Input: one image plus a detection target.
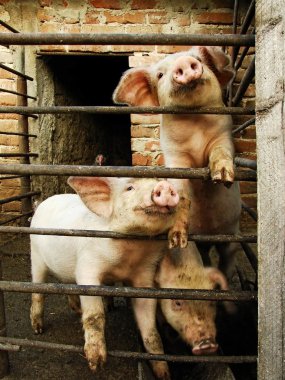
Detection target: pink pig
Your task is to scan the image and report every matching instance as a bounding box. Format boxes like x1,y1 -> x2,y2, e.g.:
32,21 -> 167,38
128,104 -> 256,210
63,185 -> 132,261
113,47 -> 241,278
30,177 -> 180,380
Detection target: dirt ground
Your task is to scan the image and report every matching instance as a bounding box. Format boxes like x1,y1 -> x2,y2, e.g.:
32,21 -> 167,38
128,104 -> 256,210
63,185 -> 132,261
0,236 -> 257,380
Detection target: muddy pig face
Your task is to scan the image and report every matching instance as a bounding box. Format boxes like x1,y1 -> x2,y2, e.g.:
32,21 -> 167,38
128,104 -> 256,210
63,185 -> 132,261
159,267 -> 229,355
68,177 -> 179,236
113,46 -> 234,108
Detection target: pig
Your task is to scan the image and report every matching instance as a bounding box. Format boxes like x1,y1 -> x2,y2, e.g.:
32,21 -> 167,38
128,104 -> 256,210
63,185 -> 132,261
30,176 -> 180,380
113,46 -> 241,279
155,244 -> 229,355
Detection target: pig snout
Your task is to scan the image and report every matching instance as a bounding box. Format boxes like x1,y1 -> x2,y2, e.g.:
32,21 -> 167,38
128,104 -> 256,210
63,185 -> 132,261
151,181 -> 179,208
173,56 -> 203,85
192,338 -> 218,356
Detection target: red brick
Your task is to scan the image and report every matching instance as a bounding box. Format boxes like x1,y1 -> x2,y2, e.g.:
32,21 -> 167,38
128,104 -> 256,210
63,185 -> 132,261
130,0 -> 157,10
39,22 -> 62,32
37,8 -> 55,22
234,138 -> 256,153
89,0 -> 121,9
0,114 -> 18,120
104,10 -> 145,24
239,181 -> 257,195
175,15 -> 191,27
144,139 -> 160,152
0,68 -> 16,80
84,10 -> 101,24
233,126 -> 256,140
241,194 -> 257,209
132,152 -> 151,166
193,11 -> 233,24
154,153 -> 165,166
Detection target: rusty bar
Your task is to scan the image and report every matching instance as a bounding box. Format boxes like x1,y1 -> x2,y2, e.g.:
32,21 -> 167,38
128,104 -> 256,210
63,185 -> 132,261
0,153 -> 38,158
0,20 -> 18,33
0,105 -> 255,115
0,131 -> 37,138
0,33 -> 255,47
0,175 -> 25,180
240,242 -> 258,273
232,0 -> 239,34
0,280 -> 257,301
234,157 -> 257,170
0,191 -> 40,206
232,56 -> 255,106
234,46 -> 250,71
242,201 -> 257,222
0,264 -> 9,377
0,164 -> 257,181
0,336 -> 257,363
0,212 -> 33,226
0,88 -> 36,100
232,117 -> 255,134
0,225 -> 257,243
228,0 -> 239,105
0,63 -> 33,81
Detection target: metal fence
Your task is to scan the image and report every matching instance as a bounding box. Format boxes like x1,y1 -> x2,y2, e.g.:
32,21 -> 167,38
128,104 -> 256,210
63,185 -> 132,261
0,1 -> 257,378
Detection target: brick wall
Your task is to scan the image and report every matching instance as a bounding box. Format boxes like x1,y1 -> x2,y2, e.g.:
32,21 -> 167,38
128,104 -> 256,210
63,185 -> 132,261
0,0 -> 255,231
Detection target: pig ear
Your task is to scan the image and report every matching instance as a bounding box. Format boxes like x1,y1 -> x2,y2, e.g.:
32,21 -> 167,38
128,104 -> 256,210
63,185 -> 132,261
205,268 -> 228,290
67,176 -> 113,218
199,46 -> 235,88
113,67 -> 159,106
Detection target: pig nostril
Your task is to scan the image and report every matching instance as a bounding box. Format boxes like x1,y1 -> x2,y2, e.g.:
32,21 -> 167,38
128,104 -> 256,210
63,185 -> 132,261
191,63 -> 197,71
156,191 -> 161,197
177,68 -> 183,76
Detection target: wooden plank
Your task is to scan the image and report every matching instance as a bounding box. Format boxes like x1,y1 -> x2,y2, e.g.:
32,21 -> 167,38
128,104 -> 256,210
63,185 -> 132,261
256,1 -> 285,379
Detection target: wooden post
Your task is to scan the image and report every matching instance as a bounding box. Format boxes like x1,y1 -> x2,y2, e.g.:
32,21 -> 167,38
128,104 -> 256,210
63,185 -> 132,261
16,76 -> 32,226
256,1 -> 285,379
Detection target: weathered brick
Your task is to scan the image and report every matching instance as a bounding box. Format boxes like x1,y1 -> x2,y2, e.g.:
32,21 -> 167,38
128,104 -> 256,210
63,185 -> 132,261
0,135 -> 19,146
154,153 -> 165,166
125,24 -> 163,34
241,194 -> 257,209
0,114 -> 18,120
175,15 -> 191,27
132,152 -> 152,166
233,126 -> 256,139
144,139 -> 161,152
0,178 -> 21,188
234,138 -> 256,153
0,119 -> 18,131
84,10 -> 101,24
130,0 -> 157,10
131,125 -> 159,138
104,10 -> 145,24
0,93 -> 16,106
147,11 -> 169,24
0,68 -> 16,80
193,11 -> 233,24
131,114 -> 160,124
37,8 -> 55,22
39,21 -> 62,32
156,45 -> 192,54
2,201 -> 21,212
89,0 -> 121,10
129,54 -> 164,67
239,181 -> 257,195
0,50 -> 13,64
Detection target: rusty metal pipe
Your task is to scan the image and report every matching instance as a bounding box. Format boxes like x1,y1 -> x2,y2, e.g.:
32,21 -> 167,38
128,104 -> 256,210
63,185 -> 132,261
0,131 -> 37,138
240,242 -> 258,273
0,212 -> 33,226
0,191 -> 40,206
0,20 -> 19,33
0,63 -> 33,81
235,157 -> 257,170
232,117 -> 255,135
0,226 -> 257,243
0,164 -> 257,181
0,105 -> 255,115
0,88 -> 36,100
242,201 -> 257,222
232,57 -> 255,106
0,280 -> 257,301
0,33 -> 255,46
0,153 -> 38,158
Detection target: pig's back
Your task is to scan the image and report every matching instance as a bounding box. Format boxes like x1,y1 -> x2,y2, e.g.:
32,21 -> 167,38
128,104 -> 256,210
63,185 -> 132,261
30,194 -> 104,283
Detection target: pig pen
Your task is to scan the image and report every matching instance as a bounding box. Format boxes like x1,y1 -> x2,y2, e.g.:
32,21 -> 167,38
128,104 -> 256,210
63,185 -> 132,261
0,4 -> 263,380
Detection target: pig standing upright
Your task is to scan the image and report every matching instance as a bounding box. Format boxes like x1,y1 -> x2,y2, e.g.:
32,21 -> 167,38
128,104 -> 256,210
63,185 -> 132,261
113,47 -> 241,278
30,176 -> 180,380
155,244 -> 230,355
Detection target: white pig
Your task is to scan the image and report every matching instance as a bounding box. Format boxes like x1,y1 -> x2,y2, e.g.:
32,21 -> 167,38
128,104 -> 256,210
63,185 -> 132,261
155,244 -> 229,355
113,47 -> 241,278
30,176 -> 180,380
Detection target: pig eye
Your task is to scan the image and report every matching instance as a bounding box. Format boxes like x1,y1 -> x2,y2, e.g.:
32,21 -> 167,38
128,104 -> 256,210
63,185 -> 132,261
157,72 -> 164,80
126,185 -> 134,191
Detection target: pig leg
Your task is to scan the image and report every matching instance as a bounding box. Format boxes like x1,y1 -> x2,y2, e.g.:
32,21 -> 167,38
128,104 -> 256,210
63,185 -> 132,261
209,145 -> 235,186
30,252 -> 48,334
216,242 -> 239,280
132,276 -> 170,380
77,272 -> 106,372
167,178 -> 191,249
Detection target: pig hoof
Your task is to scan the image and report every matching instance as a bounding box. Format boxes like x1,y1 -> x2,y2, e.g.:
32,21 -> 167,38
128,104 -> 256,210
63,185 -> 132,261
212,168 -> 234,186
168,230 -> 188,249
85,342 -> 107,372
32,323 -> 43,335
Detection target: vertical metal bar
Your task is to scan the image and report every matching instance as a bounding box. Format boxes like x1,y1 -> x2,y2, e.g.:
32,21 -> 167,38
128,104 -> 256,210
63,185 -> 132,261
228,0 -> 239,106
0,260 -> 9,378
16,77 -> 32,226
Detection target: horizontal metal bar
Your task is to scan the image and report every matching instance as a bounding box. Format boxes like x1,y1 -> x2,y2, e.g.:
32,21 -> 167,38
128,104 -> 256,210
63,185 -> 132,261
232,118 -> 255,135
0,191 -> 40,205
0,164 -> 257,181
235,157 -> 257,170
0,153 -> 38,158
0,63 -> 33,81
242,201 -> 257,222
0,336 -> 257,363
0,131 -> 37,138
0,105 -> 255,115
0,226 -> 257,243
0,211 -> 33,226
0,33 -> 255,47
0,280 -> 257,301
0,175 -> 26,180
0,20 -> 19,33
232,57 -> 255,106
0,87 -> 36,100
